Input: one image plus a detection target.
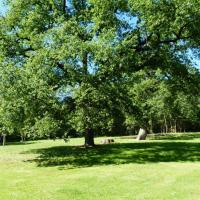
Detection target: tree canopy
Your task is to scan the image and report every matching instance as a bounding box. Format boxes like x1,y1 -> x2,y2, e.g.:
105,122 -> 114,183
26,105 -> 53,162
0,0 -> 200,145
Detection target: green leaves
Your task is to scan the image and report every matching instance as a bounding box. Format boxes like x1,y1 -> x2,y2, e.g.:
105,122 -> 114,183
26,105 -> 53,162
31,114 -> 61,138
0,0 -> 200,138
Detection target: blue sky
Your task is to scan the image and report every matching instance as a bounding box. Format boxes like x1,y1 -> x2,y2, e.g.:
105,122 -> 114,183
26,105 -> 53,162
0,0 -> 7,15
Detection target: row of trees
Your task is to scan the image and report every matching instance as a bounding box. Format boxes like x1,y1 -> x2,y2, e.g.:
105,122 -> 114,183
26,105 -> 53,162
0,0 -> 200,146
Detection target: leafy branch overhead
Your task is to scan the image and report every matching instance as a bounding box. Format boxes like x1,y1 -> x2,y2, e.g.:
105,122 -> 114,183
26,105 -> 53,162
0,0 -> 200,144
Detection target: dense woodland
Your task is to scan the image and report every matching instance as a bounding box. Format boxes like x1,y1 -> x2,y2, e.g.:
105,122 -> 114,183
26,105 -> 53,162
0,0 -> 200,145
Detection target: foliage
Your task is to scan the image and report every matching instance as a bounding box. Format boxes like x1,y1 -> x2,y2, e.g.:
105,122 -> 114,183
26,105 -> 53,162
127,67 -> 200,133
31,114 -> 61,139
0,0 -> 200,141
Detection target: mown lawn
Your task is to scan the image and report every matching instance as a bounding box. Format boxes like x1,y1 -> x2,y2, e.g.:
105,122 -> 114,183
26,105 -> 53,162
1,133 -> 200,200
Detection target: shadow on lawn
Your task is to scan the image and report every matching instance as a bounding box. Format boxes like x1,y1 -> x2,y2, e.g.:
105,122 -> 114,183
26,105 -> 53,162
24,141 -> 200,169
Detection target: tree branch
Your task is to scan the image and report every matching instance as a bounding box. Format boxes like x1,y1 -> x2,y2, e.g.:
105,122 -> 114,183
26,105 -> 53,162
133,22 -> 192,52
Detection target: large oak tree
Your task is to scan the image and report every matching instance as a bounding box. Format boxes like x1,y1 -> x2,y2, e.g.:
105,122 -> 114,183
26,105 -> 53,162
0,0 -> 200,145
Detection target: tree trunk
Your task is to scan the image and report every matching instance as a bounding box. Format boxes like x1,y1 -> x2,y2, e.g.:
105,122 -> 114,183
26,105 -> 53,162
85,128 -> 95,147
136,128 -> 147,140
164,116 -> 168,133
174,119 -> 177,133
2,134 -> 6,146
149,118 -> 153,134
21,134 -> 26,142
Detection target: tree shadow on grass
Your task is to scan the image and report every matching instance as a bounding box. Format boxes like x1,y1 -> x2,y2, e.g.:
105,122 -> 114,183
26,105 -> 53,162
23,141 -> 200,169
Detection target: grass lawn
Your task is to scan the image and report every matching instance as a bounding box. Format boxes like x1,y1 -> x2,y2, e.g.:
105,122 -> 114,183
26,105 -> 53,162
1,133 -> 200,200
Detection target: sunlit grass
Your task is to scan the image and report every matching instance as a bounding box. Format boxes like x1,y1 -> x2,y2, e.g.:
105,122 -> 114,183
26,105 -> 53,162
1,133 -> 200,200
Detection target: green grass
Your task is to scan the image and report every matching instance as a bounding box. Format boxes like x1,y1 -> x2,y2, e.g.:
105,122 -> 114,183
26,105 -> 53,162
1,133 -> 200,200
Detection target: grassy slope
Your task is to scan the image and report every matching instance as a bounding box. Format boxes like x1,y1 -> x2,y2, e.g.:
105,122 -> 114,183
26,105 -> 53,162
1,134 -> 200,200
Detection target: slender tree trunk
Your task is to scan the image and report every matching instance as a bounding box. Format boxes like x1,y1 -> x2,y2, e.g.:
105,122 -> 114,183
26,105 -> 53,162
164,115 -> 168,133
149,118 -> 153,134
178,120 -> 182,133
170,120 -> 173,133
174,119 -> 177,133
2,134 -> 6,146
21,134 -> 26,142
136,128 -> 148,140
85,128 -> 95,147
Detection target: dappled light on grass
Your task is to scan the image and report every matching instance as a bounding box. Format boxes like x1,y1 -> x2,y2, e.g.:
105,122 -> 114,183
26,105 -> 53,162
23,141 -> 200,169
2,137 -> 200,200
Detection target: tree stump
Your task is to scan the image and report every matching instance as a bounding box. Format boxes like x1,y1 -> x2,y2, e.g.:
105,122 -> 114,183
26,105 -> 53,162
136,128 -> 147,140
